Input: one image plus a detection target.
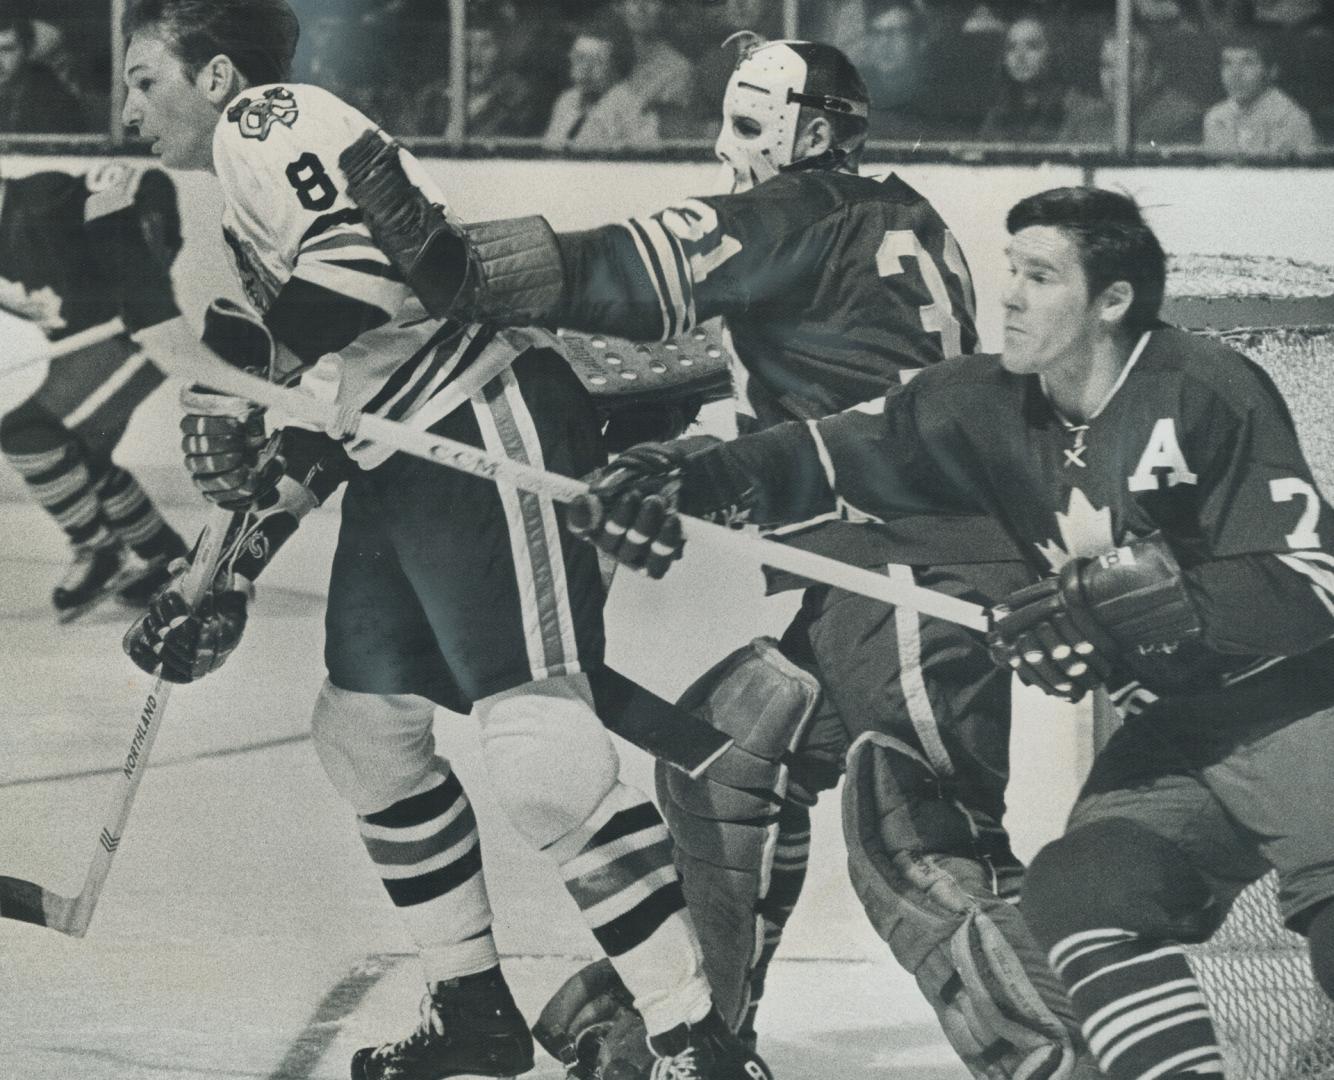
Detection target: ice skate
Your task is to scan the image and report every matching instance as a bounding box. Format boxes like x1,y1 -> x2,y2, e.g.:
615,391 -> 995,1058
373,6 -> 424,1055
643,1009 -> 773,1080
52,542 -> 128,622
351,968 -> 534,1080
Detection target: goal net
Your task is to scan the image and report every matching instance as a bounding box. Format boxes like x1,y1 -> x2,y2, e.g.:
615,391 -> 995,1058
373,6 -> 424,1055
1142,254 -> 1334,1080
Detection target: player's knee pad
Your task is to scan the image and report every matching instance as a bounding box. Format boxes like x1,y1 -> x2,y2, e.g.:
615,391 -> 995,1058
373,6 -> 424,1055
473,672 -> 620,850
653,638 -> 821,1030
1022,819 -> 1219,953
844,730 -> 1083,1080
310,679 -> 440,814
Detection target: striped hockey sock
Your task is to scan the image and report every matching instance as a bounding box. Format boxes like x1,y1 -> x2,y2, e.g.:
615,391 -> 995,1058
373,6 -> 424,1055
547,783 -> 711,1036
358,764 -> 499,984
95,465 -> 181,559
1050,928 -> 1224,1079
741,802 -> 812,1043
4,443 -> 114,549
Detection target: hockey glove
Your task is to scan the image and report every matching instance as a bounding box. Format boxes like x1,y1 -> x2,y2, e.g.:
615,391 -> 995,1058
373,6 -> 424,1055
532,959 -> 639,1080
987,535 -> 1202,702
123,560 -> 252,684
179,300 -> 285,511
566,437 -> 755,579
339,131 -> 564,322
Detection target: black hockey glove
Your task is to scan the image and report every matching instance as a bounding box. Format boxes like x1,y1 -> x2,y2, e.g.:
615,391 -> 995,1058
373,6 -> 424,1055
179,300 -> 285,511
123,560 -> 252,684
987,535 -> 1203,702
566,437 -> 754,579
339,131 -> 563,323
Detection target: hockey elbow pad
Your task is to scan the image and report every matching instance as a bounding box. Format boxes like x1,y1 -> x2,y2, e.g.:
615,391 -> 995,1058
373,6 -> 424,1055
989,535 -> 1202,701
339,131 -> 565,323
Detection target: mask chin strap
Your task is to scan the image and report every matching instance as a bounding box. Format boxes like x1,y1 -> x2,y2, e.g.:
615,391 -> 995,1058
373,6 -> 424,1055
779,86 -> 866,175
781,147 -> 849,174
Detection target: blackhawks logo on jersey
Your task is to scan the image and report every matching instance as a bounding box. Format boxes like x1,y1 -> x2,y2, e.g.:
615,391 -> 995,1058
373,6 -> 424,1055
227,87 -> 299,141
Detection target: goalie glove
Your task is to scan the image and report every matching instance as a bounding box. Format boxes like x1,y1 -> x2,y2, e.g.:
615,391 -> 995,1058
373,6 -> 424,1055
179,300 -> 285,511
987,534 -> 1203,702
338,131 -> 564,323
566,436 -> 755,579
123,560 -> 252,684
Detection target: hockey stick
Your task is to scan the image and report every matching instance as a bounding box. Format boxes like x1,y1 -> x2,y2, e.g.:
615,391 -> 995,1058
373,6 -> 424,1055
0,503 -> 236,936
135,319 -> 990,632
1,317 -> 128,378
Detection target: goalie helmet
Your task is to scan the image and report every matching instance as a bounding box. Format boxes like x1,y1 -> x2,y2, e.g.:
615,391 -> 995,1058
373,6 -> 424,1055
715,36 -> 870,193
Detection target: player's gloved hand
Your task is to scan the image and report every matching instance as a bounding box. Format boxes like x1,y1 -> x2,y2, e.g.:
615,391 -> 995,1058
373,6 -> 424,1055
567,443 -> 687,579
987,535 -> 1202,702
567,436 -> 756,579
179,386 -> 284,511
180,298 -> 286,511
123,561 -> 253,684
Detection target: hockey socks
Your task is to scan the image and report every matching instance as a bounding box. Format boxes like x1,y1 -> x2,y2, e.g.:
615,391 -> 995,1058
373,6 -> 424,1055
545,783 -> 712,1036
357,764 -> 500,984
1050,928 -> 1224,1078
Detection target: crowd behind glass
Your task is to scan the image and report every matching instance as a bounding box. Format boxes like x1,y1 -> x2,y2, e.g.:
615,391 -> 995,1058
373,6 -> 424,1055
1,0 -> 1330,155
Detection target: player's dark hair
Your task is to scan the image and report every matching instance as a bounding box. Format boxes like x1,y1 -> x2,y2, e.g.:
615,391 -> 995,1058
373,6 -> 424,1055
787,41 -> 870,165
1007,186 -> 1166,333
0,13 -> 35,54
123,0 -> 300,86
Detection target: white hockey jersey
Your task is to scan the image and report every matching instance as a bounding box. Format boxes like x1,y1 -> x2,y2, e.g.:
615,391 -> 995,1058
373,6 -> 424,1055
211,82 -> 552,467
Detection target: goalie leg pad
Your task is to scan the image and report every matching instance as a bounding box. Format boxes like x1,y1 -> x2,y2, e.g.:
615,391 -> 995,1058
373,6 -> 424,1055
843,730 -> 1083,1080
654,638 -> 820,1030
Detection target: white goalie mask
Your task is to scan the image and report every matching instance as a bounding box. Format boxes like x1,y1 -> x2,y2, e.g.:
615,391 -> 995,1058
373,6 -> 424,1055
714,36 -> 870,193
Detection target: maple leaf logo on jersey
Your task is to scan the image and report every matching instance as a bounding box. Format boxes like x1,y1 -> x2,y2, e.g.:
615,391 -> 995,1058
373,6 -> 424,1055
227,87 -> 299,141
1036,487 -> 1115,571
0,276 -> 66,333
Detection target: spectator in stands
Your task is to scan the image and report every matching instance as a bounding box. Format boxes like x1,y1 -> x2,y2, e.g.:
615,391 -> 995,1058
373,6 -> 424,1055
1203,29 -> 1316,155
978,13 -> 1071,141
674,0 -> 784,138
0,11 -> 85,132
401,15 -> 546,137
1133,0 -> 1223,106
543,15 -> 658,151
861,0 -> 943,140
617,0 -> 693,133
1057,26 -> 1204,144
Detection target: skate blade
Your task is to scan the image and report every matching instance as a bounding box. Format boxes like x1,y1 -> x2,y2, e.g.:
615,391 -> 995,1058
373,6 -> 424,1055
54,563 -> 156,623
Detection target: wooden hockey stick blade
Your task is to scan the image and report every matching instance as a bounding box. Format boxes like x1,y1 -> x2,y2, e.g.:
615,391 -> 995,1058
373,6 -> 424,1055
135,319 -> 989,632
0,504 -> 234,936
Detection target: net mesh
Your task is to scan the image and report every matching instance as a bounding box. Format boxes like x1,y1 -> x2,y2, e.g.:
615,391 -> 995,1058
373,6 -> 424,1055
1158,254 -> 1334,1080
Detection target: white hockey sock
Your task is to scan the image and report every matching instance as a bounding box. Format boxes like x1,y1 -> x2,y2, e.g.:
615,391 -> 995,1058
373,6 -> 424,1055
546,782 -> 712,1036
357,763 -> 499,985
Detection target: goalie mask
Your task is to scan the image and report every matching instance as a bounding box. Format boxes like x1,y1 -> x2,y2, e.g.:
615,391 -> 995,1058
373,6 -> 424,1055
715,36 -> 870,193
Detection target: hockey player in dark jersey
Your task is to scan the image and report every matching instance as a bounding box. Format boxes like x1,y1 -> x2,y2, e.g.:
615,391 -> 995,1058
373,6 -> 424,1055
566,185 -> 1334,1080
0,162 -> 187,619
115,4 -> 770,1080
342,35 -> 1095,1080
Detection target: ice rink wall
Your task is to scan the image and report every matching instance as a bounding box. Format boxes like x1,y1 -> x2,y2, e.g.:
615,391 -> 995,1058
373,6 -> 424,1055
1,154 -> 1332,504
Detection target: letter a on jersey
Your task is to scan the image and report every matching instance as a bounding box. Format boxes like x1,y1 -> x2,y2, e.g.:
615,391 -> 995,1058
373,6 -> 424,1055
1128,418 -> 1198,492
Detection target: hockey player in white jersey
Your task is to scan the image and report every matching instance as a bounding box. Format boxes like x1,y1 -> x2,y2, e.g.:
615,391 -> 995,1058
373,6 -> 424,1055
117,3 -> 770,1079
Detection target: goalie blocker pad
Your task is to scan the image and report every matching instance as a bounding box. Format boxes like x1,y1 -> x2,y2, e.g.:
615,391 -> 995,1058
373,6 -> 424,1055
654,638 -> 820,1030
843,731 -> 1090,1080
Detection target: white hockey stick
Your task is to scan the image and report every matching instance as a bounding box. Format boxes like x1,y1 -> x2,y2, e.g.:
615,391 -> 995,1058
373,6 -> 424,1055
134,319 -> 990,632
1,317 -> 129,378
0,503 -> 236,936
